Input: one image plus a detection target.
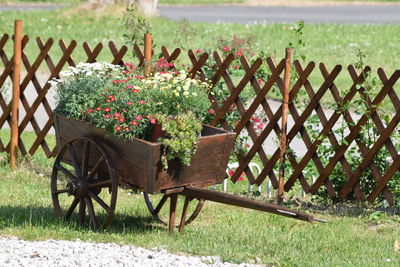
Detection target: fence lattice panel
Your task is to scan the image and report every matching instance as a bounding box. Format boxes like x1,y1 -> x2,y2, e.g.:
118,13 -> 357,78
1,33 -> 399,204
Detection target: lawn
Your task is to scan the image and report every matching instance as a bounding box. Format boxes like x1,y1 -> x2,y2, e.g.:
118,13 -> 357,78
0,4 -> 400,265
0,132 -> 399,266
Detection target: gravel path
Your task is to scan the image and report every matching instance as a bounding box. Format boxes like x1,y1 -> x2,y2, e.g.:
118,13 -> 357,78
0,236 -> 262,267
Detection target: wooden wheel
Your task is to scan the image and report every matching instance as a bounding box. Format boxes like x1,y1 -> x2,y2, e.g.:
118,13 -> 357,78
143,192 -> 205,232
51,137 -> 117,231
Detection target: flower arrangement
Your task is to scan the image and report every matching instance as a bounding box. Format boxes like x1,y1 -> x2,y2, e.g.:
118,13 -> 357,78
52,61 -> 212,167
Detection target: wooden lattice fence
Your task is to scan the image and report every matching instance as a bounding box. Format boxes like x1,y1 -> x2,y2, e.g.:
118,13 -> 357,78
1,30 -> 399,205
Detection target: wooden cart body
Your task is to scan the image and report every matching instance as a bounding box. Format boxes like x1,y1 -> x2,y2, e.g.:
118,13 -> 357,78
51,115 -> 323,232
54,115 -> 236,194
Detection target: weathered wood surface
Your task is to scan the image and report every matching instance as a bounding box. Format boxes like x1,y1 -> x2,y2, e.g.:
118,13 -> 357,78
54,115 -> 236,194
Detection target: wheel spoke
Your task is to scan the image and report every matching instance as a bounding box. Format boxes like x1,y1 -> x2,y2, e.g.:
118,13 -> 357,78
54,188 -> 69,195
88,191 -> 111,213
67,144 -> 82,178
81,140 -> 90,178
64,197 -> 80,221
89,180 -> 111,189
86,155 -> 105,182
85,197 -> 98,230
79,199 -> 86,225
185,199 -> 205,225
154,195 -> 168,215
55,163 -> 78,183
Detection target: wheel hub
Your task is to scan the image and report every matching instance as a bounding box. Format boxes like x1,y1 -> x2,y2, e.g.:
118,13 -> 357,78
66,180 -> 90,197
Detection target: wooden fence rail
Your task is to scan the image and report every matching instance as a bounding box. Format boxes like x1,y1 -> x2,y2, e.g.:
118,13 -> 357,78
0,31 -> 399,205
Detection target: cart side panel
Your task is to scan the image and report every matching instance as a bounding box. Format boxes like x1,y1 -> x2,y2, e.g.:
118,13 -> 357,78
54,115 -> 161,192
156,128 -> 236,191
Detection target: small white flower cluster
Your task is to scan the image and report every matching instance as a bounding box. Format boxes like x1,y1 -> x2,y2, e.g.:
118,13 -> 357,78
49,62 -> 122,87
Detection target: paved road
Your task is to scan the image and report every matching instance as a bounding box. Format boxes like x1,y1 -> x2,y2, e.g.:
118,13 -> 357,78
159,4 -> 400,24
0,4 -> 64,12
2,3 -> 400,24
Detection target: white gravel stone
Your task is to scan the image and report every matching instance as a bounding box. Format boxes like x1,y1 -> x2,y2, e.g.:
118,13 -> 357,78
0,236 -> 262,267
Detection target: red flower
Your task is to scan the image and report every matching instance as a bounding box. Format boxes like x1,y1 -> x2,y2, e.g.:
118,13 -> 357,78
131,121 -> 138,126
96,107 -> 102,111
104,107 -> 111,112
112,80 -> 120,84
124,62 -> 134,70
127,85 -> 134,89
104,114 -> 111,119
113,113 -> 121,117
234,65 -> 239,69
236,52 -> 242,57
150,118 -> 157,124
208,109 -> 215,115
124,127 -> 130,132
132,89 -> 139,93
196,49 -> 201,54
222,46 -> 229,52
135,75 -> 144,79
251,116 -> 261,123
115,125 -> 123,131
118,117 -> 125,122
87,108 -> 94,113
257,123 -> 264,130
228,170 -> 234,176
126,101 -> 133,106
237,176 -> 245,182
121,79 -> 127,83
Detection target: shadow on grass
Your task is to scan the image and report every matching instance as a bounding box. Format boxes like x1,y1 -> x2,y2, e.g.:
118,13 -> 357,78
0,204 -> 164,234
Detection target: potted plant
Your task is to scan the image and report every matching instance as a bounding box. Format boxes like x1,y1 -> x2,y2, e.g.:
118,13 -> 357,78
52,61 -> 219,168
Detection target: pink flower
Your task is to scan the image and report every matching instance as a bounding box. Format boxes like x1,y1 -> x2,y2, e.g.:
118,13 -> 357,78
251,116 -> 261,123
208,109 -> 215,115
125,62 -> 134,70
236,52 -> 242,57
118,117 -> 125,122
257,123 -> 264,130
126,101 -> 133,106
113,113 -> 121,117
237,176 -> 245,182
96,107 -> 102,111
104,114 -> 111,119
136,115 -> 143,120
115,125 -> 123,131
104,107 -> 111,112
127,85 -> 134,89
149,118 -> 157,124
139,100 -> 146,104
121,79 -> 127,83
112,80 -> 120,84
228,170 -> 234,176
132,89 -> 139,93
222,46 -> 229,52
135,75 -> 144,79
131,121 -> 138,126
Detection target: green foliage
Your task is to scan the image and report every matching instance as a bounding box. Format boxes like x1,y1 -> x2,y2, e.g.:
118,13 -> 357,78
158,111 -> 202,167
122,5 -> 151,47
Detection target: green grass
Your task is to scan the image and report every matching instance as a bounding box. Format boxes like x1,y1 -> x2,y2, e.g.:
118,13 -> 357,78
0,131 -> 399,266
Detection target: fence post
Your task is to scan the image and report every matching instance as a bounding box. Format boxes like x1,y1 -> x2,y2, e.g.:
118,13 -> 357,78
10,20 -> 22,170
144,33 -> 152,77
278,48 -> 292,203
